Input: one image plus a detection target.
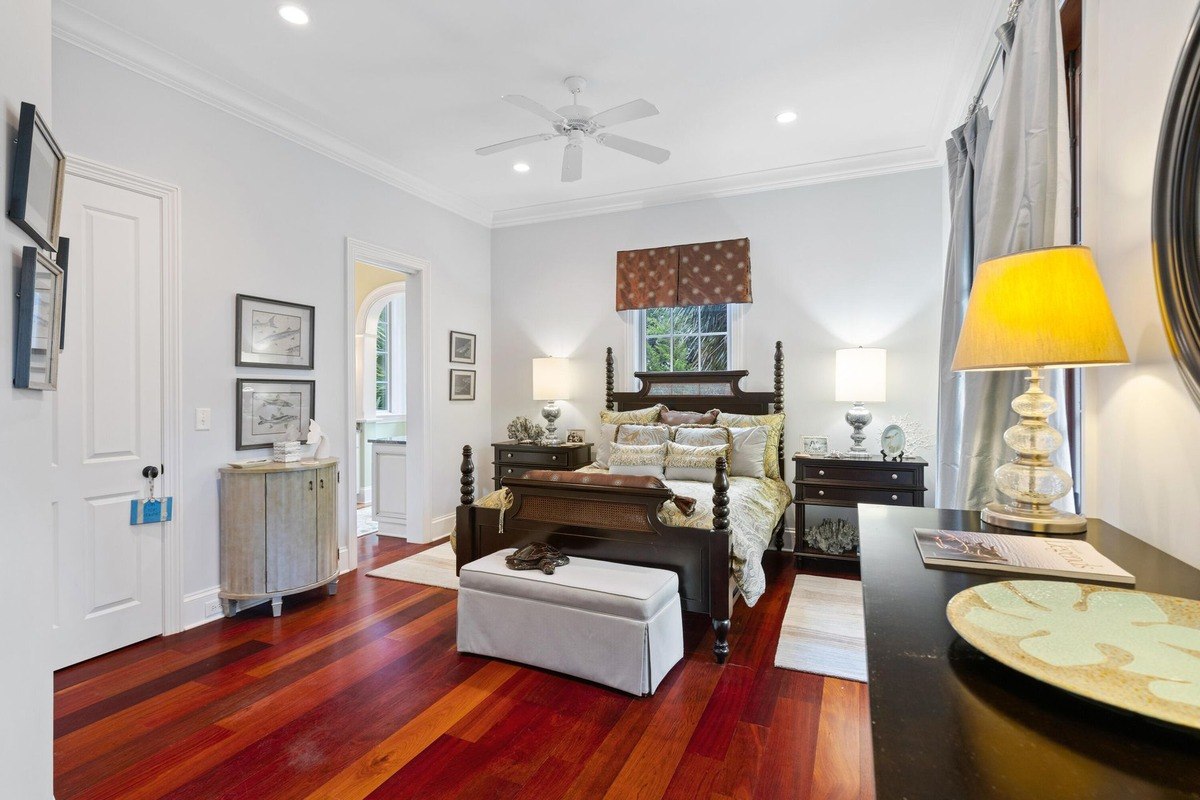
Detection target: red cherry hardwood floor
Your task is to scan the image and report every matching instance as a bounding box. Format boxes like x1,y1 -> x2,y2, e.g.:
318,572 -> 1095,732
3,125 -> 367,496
54,534 -> 873,800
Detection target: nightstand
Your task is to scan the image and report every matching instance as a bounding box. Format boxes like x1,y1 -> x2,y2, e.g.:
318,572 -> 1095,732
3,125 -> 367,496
792,454 -> 927,567
493,442 -> 594,490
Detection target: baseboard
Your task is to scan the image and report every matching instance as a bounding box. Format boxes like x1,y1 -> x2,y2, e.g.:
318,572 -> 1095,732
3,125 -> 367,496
432,512 -> 456,538
339,545 -> 351,574
182,585 -> 223,630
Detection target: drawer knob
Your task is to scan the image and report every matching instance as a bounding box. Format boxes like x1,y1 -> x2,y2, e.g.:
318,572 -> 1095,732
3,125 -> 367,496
891,494 -> 899,501
506,452 -> 513,458
817,490 -> 825,497
892,473 -> 899,480
506,468 -> 512,474
552,455 -> 558,461
818,469 -> 825,476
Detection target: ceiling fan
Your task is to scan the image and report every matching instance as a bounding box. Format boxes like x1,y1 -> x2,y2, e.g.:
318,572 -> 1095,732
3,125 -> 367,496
475,75 -> 670,182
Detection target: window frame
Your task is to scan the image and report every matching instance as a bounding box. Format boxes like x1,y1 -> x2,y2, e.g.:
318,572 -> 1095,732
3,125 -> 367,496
625,303 -> 745,385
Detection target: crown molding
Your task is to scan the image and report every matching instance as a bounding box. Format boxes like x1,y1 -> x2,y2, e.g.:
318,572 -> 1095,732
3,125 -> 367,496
52,2 -> 493,227
490,146 -> 939,228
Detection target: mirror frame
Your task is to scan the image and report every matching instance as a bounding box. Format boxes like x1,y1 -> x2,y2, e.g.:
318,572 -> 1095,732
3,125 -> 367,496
1154,7 -> 1200,407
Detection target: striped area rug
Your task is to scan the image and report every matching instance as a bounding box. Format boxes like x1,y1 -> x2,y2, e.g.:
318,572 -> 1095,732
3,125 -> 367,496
366,542 -> 459,590
774,574 -> 867,682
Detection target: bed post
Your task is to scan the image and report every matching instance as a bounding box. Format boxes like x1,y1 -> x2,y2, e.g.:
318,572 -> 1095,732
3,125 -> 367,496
711,456 -> 732,664
455,446 -> 476,574
605,347 -> 615,410
460,445 -> 475,505
773,341 -> 786,550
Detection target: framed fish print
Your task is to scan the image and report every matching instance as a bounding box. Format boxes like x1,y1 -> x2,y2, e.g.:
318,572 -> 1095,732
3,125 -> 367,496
449,369 -> 476,401
236,378 -> 315,450
8,102 -> 65,253
13,247 -> 64,390
449,330 -> 476,364
235,294 -> 315,369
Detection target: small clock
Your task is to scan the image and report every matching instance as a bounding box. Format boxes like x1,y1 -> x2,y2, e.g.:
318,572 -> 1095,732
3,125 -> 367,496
880,424 -> 906,461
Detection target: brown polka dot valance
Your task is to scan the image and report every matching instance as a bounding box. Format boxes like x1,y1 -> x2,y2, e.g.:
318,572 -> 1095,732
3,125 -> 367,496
615,238 -> 752,311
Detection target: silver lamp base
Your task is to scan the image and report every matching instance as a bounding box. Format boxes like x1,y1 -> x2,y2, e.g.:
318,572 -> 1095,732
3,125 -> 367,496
981,501 -> 1088,535
540,400 -> 562,444
843,401 -> 872,459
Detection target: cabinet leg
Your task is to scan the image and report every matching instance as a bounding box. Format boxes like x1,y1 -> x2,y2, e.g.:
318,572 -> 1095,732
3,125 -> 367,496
221,599 -> 238,618
271,596 -> 283,617
327,578 -> 339,596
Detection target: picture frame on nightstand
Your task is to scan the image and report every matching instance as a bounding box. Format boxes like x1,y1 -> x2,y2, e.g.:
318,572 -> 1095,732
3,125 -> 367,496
801,435 -> 829,456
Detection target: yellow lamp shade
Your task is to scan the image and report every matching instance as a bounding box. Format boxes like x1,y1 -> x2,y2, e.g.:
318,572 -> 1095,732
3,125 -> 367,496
951,245 -> 1129,371
532,357 -> 571,400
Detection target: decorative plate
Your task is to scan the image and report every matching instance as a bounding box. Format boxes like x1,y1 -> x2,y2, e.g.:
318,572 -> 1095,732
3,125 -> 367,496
947,580 -> 1200,730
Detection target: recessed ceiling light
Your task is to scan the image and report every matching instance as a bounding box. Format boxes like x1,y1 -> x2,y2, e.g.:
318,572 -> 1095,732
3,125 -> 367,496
776,110 -> 798,125
512,162 -> 531,173
278,5 -> 309,25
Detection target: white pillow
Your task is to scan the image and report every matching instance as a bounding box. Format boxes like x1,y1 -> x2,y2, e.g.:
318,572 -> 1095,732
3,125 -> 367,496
672,424 -> 731,453
664,441 -> 726,482
727,425 -> 768,479
609,443 -> 667,477
593,422 -> 619,468
616,423 -> 671,446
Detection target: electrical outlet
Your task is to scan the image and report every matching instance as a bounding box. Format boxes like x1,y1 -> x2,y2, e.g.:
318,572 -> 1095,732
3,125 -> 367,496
195,407 -> 211,431
204,599 -> 221,618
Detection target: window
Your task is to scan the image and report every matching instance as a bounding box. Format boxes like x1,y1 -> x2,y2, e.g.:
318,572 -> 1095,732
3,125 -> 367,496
375,304 -> 390,412
365,294 -> 404,418
643,304 -> 730,372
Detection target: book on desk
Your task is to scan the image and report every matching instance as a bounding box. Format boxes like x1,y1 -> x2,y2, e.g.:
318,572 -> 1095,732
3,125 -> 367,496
914,528 -> 1135,585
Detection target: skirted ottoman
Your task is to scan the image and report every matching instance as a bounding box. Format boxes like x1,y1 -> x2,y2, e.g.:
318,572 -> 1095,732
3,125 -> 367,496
457,549 -> 684,696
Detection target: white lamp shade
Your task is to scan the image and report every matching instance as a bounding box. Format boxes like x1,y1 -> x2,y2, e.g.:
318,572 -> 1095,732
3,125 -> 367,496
532,357 -> 571,400
835,347 -> 886,402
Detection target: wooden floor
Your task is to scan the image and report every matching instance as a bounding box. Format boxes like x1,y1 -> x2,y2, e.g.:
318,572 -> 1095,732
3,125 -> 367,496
54,535 -> 873,800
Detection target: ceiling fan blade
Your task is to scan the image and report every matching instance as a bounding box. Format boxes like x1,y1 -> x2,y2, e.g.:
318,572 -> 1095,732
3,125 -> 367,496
502,94 -> 566,125
475,133 -> 557,156
594,133 -> 670,164
561,143 -> 583,182
590,99 -> 659,128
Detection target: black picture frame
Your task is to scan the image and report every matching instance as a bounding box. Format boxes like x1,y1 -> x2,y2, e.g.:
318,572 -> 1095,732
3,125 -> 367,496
8,102 -> 65,253
449,368 -> 476,401
235,294 -> 315,369
56,236 -> 69,350
449,330 -> 476,364
14,247 -> 64,390
236,378 -> 316,450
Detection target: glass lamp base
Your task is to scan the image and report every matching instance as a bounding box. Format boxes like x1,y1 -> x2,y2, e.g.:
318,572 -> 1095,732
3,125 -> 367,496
981,502 -> 1088,535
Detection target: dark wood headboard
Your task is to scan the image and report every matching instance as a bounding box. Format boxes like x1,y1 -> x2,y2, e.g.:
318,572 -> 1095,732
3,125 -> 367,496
605,342 -> 785,476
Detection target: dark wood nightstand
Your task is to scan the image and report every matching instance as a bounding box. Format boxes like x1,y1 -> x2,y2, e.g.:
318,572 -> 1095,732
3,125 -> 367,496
792,454 -> 927,567
492,441 -> 594,490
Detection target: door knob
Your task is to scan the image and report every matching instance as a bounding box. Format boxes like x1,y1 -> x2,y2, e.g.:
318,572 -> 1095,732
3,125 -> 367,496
142,465 -> 160,480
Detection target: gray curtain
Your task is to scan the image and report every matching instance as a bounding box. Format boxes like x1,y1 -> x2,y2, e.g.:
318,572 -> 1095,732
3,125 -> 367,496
936,0 -> 1074,512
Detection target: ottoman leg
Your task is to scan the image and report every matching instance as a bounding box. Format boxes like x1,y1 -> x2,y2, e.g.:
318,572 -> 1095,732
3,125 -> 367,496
712,618 -> 731,664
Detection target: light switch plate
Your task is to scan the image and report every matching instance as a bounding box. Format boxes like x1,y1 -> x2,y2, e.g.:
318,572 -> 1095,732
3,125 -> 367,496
195,407 -> 211,431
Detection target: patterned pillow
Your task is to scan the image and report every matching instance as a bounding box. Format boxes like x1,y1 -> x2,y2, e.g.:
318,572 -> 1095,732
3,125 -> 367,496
660,408 -> 719,426
600,404 -> 663,425
717,412 -> 784,479
727,425 -> 768,479
609,442 -> 667,477
616,423 -> 671,447
672,424 -> 731,456
664,441 -> 727,482
593,422 -> 620,468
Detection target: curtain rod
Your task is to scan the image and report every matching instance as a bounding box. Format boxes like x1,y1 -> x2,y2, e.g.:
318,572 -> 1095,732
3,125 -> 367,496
966,0 -> 1024,118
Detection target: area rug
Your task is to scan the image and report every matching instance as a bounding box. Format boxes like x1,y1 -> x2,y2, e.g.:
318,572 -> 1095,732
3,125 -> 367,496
774,574 -> 867,682
356,506 -> 379,536
366,542 -> 458,590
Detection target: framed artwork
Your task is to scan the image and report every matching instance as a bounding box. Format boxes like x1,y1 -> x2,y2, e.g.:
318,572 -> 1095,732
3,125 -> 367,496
801,435 -> 830,457
566,429 -> 586,444
235,294 -> 315,368
236,378 -> 315,450
449,330 -> 476,364
449,368 -> 476,401
8,102 -> 65,252
14,247 -> 64,390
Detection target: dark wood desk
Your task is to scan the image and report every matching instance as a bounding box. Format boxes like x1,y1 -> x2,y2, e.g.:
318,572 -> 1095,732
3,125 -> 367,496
859,505 -> 1200,800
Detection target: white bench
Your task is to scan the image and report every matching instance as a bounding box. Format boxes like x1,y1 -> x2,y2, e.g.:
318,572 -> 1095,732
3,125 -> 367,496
456,549 -> 684,696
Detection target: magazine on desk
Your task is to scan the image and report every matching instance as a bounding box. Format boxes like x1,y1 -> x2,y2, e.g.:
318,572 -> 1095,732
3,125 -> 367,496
913,528 -> 1135,585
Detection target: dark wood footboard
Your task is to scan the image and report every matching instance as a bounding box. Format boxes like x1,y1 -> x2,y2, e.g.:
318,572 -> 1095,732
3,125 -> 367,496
455,445 -> 735,662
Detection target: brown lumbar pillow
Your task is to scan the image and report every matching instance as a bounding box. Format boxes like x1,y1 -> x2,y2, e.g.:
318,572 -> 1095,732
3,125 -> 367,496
659,408 -> 719,426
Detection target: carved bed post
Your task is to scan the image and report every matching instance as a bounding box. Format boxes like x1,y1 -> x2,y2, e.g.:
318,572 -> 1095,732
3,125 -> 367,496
711,456 -> 732,664
605,347 -> 615,410
773,340 -> 786,550
460,445 -> 475,505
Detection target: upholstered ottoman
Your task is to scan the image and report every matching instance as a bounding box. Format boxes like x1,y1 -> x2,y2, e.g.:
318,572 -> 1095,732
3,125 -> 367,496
457,549 -> 683,696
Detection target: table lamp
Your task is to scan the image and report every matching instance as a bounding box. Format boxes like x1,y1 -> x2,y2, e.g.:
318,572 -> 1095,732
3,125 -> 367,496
532,357 -> 571,444
952,245 -> 1128,533
835,347 -> 887,457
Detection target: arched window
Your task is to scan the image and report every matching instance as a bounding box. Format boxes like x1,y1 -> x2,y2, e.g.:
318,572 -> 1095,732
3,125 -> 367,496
358,288 -> 406,420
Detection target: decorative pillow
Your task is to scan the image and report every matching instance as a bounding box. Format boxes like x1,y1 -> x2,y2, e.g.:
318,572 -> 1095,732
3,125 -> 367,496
659,407 -> 719,427
727,424 -> 768,479
664,441 -> 727,482
600,404 -> 663,425
717,412 -> 784,479
672,424 -> 731,455
609,442 -> 667,477
593,422 -> 619,468
616,422 -> 671,447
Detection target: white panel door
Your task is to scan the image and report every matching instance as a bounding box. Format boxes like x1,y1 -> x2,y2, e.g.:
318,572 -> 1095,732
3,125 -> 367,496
52,168 -> 164,669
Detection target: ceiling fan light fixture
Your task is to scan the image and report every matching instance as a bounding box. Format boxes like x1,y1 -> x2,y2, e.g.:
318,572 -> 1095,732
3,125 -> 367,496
776,110 -> 798,125
512,162 -> 531,173
278,5 -> 310,25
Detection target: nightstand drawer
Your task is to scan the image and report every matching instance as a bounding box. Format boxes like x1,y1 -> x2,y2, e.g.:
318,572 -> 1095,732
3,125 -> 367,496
800,463 -> 919,487
496,465 -> 535,483
497,449 -> 570,467
798,485 -> 918,506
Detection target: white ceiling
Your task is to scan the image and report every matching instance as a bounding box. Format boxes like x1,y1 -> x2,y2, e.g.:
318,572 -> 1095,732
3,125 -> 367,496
53,0 -> 1002,226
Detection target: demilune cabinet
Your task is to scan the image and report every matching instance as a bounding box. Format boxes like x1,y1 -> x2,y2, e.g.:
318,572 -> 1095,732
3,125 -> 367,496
218,458 -> 340,617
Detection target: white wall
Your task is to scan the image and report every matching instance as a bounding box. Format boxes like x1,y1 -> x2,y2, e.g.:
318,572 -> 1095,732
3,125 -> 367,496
1082,0 -> 1200,567
490,168 -> 945,521
52,41 -> 493,608
0,1 -> 55,795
